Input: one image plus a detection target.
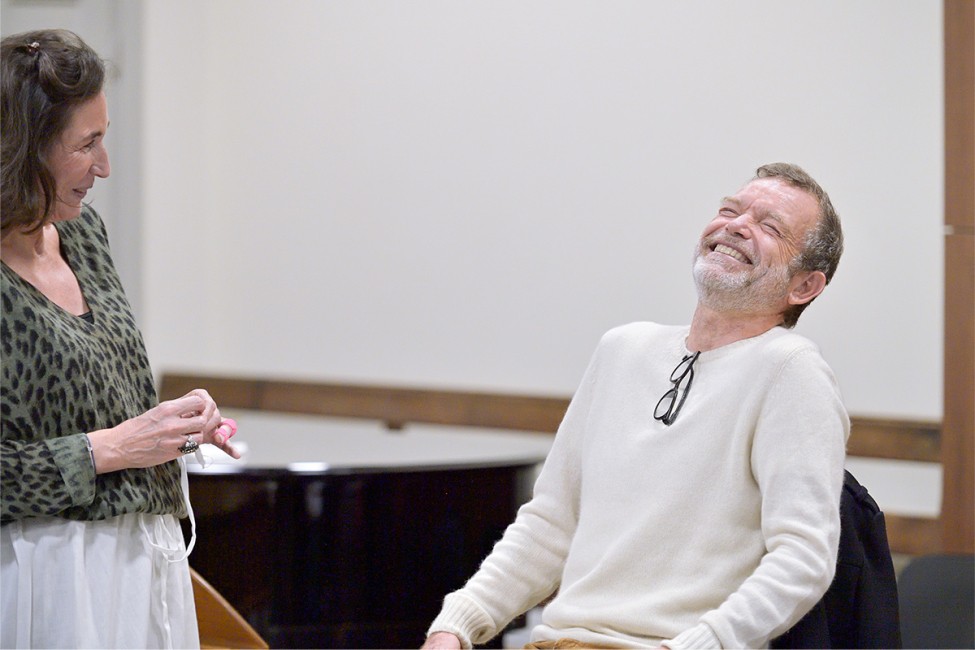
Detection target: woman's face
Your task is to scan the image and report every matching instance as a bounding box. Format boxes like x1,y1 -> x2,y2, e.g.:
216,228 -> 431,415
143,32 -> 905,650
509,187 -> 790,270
45,92 -> 111,222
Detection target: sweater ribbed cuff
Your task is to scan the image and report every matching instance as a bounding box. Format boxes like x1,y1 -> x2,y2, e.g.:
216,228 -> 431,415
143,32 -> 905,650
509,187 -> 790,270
46,434 -> 97,507
426,593 -> 496,649
662,623 -> 722,649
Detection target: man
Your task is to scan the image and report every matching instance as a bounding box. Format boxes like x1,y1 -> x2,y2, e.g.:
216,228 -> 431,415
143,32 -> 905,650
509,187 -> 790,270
422,163 -> 848,649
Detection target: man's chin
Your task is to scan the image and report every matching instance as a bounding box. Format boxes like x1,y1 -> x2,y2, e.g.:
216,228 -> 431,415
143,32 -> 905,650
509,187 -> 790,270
693,260 -> 749,290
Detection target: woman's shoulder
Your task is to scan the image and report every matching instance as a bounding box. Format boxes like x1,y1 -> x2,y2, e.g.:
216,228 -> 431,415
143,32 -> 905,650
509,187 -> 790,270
80,205 -> 109,234
58,205 -> 109,242
56,206 -> 113,260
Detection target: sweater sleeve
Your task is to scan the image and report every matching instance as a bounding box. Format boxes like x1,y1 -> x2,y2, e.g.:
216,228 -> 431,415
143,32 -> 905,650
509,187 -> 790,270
426,338 -> 604,647
1,434 -> 97,521
668,347 -> 848,649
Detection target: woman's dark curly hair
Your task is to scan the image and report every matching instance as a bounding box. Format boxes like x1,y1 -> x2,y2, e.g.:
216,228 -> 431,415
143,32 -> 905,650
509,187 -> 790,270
1,29 -> 105,235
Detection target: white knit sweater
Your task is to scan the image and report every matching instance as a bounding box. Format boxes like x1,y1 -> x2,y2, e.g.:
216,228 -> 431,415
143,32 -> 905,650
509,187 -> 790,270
427,322 -> 849,649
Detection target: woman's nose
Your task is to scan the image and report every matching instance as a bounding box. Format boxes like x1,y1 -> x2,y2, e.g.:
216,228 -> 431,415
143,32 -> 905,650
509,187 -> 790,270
92,145 -> 111,178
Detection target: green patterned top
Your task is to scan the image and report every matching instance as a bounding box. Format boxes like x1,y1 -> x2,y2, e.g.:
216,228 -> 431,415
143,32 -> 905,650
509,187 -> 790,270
1,207 -> 185,523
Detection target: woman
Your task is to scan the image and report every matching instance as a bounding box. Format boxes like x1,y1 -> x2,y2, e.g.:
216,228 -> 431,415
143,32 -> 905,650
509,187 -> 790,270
1,29 -> 239,648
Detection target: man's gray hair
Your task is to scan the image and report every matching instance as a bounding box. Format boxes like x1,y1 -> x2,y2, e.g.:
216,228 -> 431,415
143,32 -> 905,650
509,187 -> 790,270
755,162 -> 843,328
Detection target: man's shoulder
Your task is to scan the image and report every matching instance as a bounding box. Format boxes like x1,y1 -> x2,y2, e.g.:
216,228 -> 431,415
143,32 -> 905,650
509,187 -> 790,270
600,321 -> 685,346
756,328 -> 841,386
590,322 -> 689,367
762,327 -> 825,361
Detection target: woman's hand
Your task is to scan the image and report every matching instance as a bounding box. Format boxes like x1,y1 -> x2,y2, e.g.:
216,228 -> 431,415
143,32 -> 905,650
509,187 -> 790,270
87,389 -> 240,474
201,416 -> 242,460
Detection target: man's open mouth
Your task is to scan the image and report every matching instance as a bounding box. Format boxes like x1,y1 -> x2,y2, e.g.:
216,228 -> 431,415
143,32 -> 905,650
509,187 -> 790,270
712,243 -> 752,265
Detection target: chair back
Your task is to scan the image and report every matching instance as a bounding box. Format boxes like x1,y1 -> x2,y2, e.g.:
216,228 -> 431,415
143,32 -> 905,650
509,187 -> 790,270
898,553 -> 975,649
191,567 -> 269,649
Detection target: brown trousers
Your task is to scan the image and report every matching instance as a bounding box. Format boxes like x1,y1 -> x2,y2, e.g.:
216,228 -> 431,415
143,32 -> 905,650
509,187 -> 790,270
524,640 -> 620,649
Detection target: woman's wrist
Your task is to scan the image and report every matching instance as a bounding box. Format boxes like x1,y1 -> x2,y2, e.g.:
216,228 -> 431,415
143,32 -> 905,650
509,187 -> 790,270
83,433 -> 97,474
86,428 -> 123,474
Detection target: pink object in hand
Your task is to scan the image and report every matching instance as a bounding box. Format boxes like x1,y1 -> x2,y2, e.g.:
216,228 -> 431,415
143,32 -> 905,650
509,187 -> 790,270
214,418 -> 238,444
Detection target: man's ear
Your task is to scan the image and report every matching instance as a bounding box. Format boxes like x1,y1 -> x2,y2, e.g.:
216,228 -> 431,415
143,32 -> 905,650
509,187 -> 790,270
788,270 -> 827,306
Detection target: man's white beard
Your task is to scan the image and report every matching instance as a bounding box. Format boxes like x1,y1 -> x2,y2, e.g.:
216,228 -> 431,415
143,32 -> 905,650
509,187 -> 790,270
692,253 -> 792,315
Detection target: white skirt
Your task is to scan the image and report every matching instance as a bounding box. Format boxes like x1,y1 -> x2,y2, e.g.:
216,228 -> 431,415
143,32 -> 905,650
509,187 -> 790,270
0,472 -> 201,649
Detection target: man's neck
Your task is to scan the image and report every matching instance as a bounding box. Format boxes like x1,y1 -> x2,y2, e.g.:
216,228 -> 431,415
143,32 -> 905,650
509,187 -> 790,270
687,303 -> 784,352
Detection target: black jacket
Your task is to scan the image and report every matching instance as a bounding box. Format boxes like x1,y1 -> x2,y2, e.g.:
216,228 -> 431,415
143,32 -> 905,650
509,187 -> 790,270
771,470 -> 902,649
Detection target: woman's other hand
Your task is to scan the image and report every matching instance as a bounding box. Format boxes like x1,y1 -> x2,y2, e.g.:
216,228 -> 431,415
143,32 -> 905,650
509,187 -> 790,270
203,416 -> 242,460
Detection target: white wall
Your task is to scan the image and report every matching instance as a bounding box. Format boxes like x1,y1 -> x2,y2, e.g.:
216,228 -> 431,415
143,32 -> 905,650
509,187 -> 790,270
0,0 -> 946,521
141,0 -> 943,422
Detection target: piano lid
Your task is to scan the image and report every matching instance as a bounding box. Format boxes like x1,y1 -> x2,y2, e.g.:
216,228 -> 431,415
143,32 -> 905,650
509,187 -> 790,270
185,409 -> 553,475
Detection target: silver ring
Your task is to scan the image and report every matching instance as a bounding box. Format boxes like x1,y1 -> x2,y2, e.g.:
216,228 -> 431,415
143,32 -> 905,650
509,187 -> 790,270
178,438 -> 200,455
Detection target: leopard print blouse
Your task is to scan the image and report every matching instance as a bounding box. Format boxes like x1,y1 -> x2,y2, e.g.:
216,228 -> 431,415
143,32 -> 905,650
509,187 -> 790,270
1,207 -> 185,524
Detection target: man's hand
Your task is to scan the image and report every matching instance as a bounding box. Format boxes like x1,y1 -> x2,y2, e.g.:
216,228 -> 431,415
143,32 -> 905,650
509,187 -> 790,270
421,631 -> 462,649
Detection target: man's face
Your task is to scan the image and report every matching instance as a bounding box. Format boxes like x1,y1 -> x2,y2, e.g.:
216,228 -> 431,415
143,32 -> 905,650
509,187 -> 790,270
692,177 -> 820,315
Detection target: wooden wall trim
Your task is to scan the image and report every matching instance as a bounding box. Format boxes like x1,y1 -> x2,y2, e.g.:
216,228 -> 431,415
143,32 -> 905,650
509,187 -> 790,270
160,374 -> 571,433
160,372 -> 945,555
943,0 -> 975,554
846,417 -> 940,463
160,373 -> 942,453
885,514 -> 943,556
945,0 -> 975,233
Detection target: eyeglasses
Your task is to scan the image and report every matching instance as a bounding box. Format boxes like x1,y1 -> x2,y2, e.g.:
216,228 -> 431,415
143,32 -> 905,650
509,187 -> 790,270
653,351 -> 701,426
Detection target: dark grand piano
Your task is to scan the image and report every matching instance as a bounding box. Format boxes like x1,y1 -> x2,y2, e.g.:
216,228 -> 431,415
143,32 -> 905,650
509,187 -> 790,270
183,410 -> 552,648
